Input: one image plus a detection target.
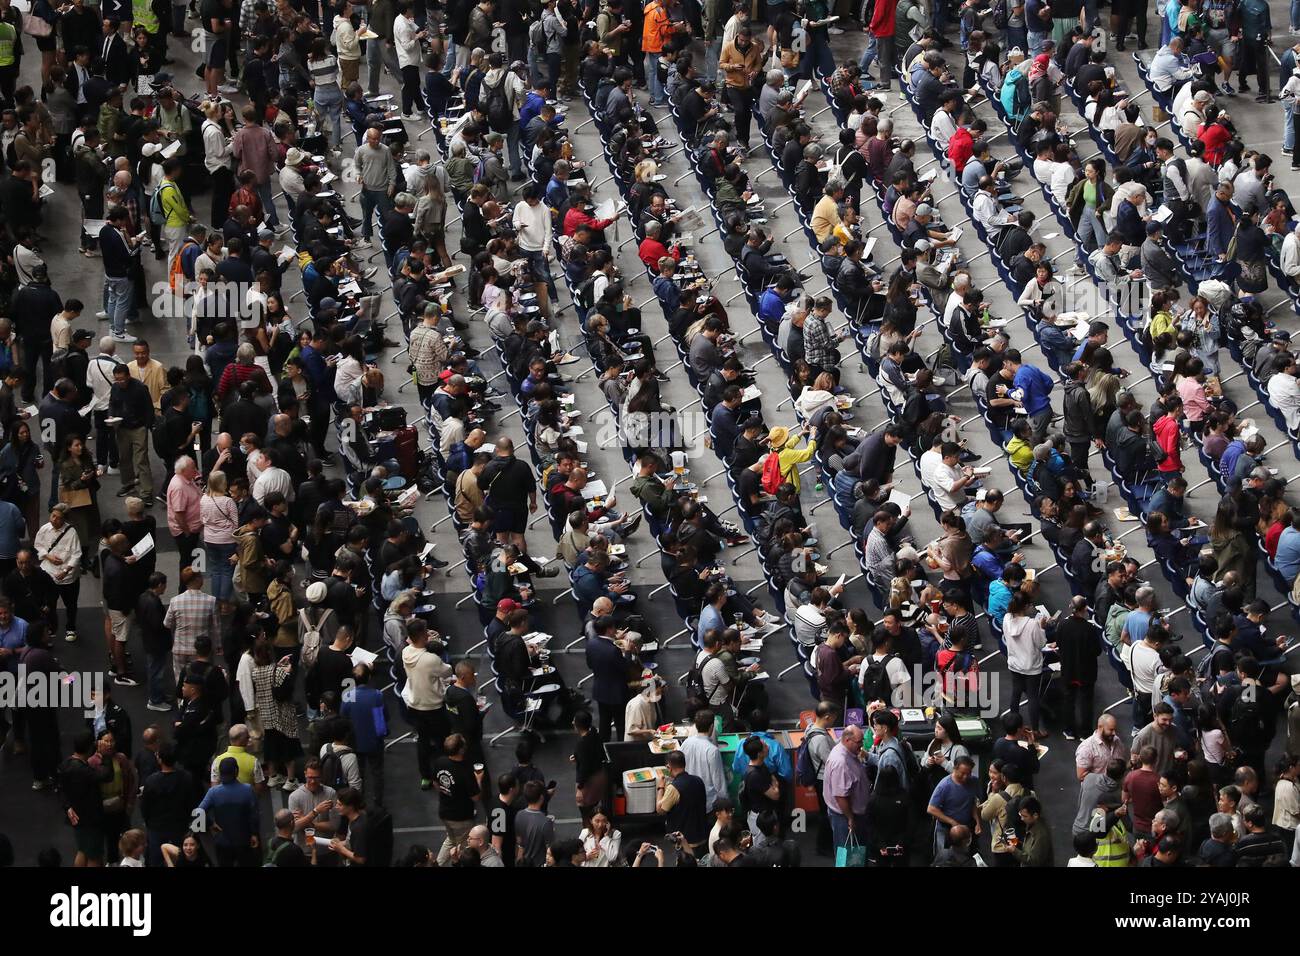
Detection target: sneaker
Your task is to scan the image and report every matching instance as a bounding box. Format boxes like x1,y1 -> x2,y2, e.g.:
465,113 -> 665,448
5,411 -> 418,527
1069,263 -> 1086,275
96,311 -> 109,319
1062,730 -> 1077,741
427,556 -> 450,568
218,83 -> 240,94
115,484 -> 138,497
141,496 -> 156,508
353,237 -> 371,248
266,774 -> 286,789
618,513 -> 643,537
146,701 -> 173,712
282,777 -> 300,792
111,332 -> 138,343
64,630 -> 77,643
113,674 -> 139,687
1286,147 -> 1295,156
1220,82 -> 1235,96
553,351 -> 582,365
1239,82 -> 1252,93
363,267 -> 379,280
32,779 -> 51,791
106,466 -> 119,475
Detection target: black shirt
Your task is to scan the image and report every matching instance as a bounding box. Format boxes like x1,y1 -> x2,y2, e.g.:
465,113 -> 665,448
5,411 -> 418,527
140,767 -> 195,834
480,455 -> 536,506
742,764 -> 779,816
433,756 -> 480,822
492,794 -> 523,867
108,377 -> 155,430
445,683 -> 484,749
267,835 -> 308,866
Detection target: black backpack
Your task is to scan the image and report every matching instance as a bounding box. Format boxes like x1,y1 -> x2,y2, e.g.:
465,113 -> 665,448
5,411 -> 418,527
684,653 -> 709,702
1227,686 -> 1267,751
483,76 -> 513,134
319,743 -> 349,790
860,653 -> 898,706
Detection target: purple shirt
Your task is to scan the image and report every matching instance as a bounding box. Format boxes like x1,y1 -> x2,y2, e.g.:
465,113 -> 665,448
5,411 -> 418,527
822,742 -> 870,816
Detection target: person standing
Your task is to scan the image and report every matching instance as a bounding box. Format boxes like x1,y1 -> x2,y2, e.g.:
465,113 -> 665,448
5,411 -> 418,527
231,104 -> 280,229
137,571 -> 172,711
353,126 -> 397,245
571,710 -> 608,824
1055,595 -> 1102,740
433,732 -> 483,864
98,207 -> 142,344
655,750 -> 710,854
165,454 -> 202,564
59,730 -> 113,867
823,723 -> 871,853
401,621 -> 453,791
108,362 -> 155,505
393,1 -> 427,117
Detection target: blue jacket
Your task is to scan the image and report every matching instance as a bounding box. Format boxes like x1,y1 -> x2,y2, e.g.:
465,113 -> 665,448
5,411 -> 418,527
585,634 -> 634,706
198,780 -> 259,848
0,500 -> 26,560
972,545 -> 1005,581
758,289 -> 787,327
1012,363 -> 1054,416
341,686 -> 389,754
572,565 -> 617,616
731,730 -> 793,780
1205,195 -> 1234,258
988,579 -> 1013,625
1275,526 -> 1300,581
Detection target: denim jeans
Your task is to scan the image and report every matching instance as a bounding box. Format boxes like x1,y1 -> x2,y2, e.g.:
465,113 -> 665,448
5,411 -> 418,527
808,33 -> 836,80
1027,29 -> 1048,56
524,249 -> 558,299
147,649 -> 172,706
1293,0 -> 1300,30
314,84 -> 344,148
255,181 -> 279,227
506,122 -> 523,176
104,275 -> 132,336
705,38 -> 722,86
1287,100 -> 1297,153
1077,207 -> 1107,258
829,809 -> 869,849
206,541 -> 238,602
646,51 -> 665,104
359,187 -> 394,241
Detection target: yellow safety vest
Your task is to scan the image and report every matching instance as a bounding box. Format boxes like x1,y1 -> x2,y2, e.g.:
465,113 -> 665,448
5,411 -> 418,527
1095,819 -> 1131,867
0,23 -> 16,68
213,746 -> 260,785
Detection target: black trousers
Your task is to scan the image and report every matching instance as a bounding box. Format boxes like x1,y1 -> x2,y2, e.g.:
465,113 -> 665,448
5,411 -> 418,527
725,86 -> 755,147
1240,37 -> 1271,94
26,707 -> 61,783
210,166 -> 235,230
20,338 -> 52,403
1063,681 -> 1095,738
401,65 -> 426,115
173,532 -> 202,573
409,705 -> 450,780
596,698 -> 626,743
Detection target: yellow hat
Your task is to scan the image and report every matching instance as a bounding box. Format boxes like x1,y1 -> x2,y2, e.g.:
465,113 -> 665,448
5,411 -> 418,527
767,426 -> 790,448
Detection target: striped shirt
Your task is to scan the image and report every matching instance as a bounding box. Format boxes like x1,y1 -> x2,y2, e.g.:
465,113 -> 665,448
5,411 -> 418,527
308,55 -> 340,91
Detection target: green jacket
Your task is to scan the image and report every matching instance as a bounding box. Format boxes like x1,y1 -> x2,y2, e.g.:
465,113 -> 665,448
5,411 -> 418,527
630,474 -> 673,518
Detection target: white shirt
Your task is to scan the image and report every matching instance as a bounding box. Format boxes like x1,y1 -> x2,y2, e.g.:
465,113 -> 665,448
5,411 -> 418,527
579,828 -> 623,866
929,110 -> 958,150
1268,372 -> 1300,432
918,448 -> 944,495
202,119 -> 233,174
87,352 -> 120,413
1282,232 -> 1300,279
395,14 -> 421,69
512,200 -> 552,253
973,190 -> 1014,232
253,465 -> 294,505
930,461 -> 967,512
1129,640 -> 1162,694
34,520 -> 82,585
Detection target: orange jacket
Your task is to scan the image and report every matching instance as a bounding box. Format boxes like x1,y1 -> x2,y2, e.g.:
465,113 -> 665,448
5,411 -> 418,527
642,1 -> 671,53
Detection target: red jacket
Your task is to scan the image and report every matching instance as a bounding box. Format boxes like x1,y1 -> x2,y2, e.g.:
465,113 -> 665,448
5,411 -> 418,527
1153,414 -> 1182,473
638,236 -> 679,269
563,206 -> 617,237
870,0 -> 898,37
948,126 -> 974,174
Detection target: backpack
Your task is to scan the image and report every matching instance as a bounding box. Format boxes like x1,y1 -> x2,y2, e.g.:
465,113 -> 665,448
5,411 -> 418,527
760,451 -> 783,495
529,18 -> 546,55
1227,686 -> 1267,750
298,607 -> 332,670
472,154 -> 489,185
684,652 -> 709,702
149,182 -> 173,226
794,726 -> 830,787
483,76 -> 513,134
575,274 -> 599,311
319,743 -> 349,790
860,653 -> 898,706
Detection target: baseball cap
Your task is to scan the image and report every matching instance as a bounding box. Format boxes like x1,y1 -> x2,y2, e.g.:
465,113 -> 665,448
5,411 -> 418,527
306,582 -> 328,604
497,598 -> 521,612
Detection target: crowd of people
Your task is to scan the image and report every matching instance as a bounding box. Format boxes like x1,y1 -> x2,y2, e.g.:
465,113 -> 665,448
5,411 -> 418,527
0,0 -> 1295,872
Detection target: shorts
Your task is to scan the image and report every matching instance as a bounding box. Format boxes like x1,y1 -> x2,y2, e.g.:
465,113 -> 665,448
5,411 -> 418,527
36,35 -> 57,53
74,825 -> 105,859
107,608 -> 130,643
424,223 -> 445,244
208,37 -> 228,69
490,503 -> 526,534
1206,28 -> 1234,59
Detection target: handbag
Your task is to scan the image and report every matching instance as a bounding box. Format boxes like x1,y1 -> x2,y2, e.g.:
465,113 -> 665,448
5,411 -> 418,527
58,485 -> 92,509
23,15 -> 53,37
835,831 -> 867,868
